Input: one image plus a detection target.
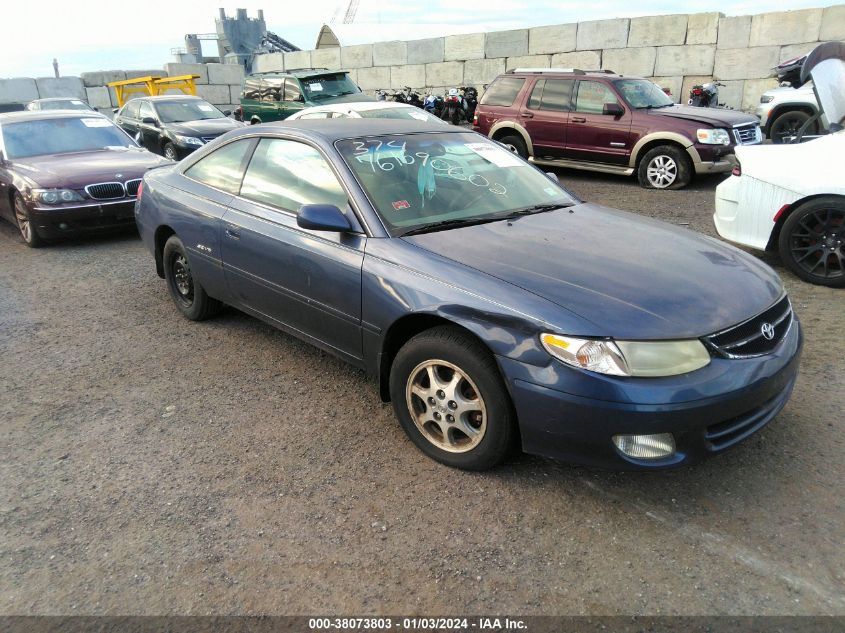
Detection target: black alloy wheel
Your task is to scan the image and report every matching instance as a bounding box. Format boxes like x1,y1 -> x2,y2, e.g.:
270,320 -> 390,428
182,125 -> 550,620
778,197 -> 845,287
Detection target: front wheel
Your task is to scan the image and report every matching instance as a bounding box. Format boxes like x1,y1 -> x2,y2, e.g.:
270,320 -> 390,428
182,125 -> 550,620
778,197 -> 845,287
13,192 -> 43,248
389,326 -> 517,470
163,142 -> 179,161
162,235 -> 222,319
637,144 -> 691,189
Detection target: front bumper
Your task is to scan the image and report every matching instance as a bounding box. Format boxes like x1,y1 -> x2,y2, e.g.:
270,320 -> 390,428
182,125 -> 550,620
499,318 -> 802,470
30,199 -> 137,238
689,143 -> 736,175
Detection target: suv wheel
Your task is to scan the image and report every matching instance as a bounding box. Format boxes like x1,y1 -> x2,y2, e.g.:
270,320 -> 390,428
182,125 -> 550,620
769,110 -> 817,144
638,145 -> 691,190
497,134 -> 528,159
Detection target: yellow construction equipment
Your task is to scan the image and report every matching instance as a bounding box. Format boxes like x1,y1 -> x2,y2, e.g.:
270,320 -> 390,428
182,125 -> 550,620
107,75 -> 201,107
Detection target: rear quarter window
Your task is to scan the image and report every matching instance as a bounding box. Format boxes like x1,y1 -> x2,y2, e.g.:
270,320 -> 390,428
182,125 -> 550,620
479,78 -> 526,107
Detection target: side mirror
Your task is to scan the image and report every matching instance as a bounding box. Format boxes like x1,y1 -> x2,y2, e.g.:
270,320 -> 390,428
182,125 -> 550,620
141,117 -> 158,126
223,109 -> 232,116
603,102 -> 624,117
113,108 -> 119,114
297,204 -> 352,232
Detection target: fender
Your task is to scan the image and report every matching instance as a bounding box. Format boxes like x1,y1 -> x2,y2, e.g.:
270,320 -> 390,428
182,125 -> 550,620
487,121 -> 535,156
628,132 -> 696,168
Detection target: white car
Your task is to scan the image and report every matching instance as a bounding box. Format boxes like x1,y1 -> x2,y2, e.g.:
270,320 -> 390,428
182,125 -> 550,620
286,101 -> 446,124
714,130 -> 844,287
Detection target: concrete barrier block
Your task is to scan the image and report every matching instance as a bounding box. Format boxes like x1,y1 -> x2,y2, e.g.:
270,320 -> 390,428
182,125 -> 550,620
163,63 -> 208,84
463,58 -> 506,87
195,84 -> 231,105
445,33 -> 485,61
687,12 -> 721,45
86,86 -> 113,109
485,29 -> 529,59
312,48 -> 341,69
750,9 -> 822,47
341,44 -> 373,68
649,76 -> 683,102
779,43 -> 821,63
718,15 -> 752,49
529,23 -> 577,55
742,77 -> 779,111
714,46 -> 780,80
357,66 -> 391,90
408,38 -> 445,65
125,69 -> 168,80
81,70 -> 126,87
821,5 -> 845,40
717,80 -> 744,110
283,51 -> 312,71
0,77 -> 39,103
628,15 -> 688,47
36,77 -> 86,100
374,41 -> 408,66
230,85 -> 242,104
505,55 -> 551,72
207,63 -> 244,86
551,50 -> 602,70
390,64 -> 425,90
602,47 -> 656,77
655,45 -> 715,76
426,62 -> 463,88
577,19 -> 629,50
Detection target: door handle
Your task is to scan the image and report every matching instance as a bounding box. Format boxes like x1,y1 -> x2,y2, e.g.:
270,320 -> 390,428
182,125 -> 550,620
520,111 -> 534,119
571,116 -> 587,123
225,225 -> 241,239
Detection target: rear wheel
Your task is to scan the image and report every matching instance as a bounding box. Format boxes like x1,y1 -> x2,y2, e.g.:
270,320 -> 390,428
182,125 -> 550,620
638,144 -> 691,190
778,197 -> 845,287
163,142 -> 178,161
497,134 -> 528,159
13,192 -> 43,248
769,110 -> 817,144
162,235 -> 222,319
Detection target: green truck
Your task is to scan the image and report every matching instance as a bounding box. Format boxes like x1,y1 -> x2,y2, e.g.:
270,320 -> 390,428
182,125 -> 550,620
237,68 -> 376,123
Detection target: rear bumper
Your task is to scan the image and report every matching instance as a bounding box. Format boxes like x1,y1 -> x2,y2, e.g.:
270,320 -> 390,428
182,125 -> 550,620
30,199 -> 137,238
500,319 -> 802,470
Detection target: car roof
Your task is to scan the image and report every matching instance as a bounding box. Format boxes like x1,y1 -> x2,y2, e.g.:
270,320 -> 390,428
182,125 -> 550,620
133,95 -> 204,102
248,68 -> 342,79
247,119 -> 467,142
0,110 -> 108,123
505,68 -> 625,79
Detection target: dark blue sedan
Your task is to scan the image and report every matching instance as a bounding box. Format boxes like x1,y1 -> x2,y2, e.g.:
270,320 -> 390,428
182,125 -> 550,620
135,120 -> 802,470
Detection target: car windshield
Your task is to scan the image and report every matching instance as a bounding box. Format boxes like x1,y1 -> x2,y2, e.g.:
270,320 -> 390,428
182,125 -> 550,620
357,108 -> 444,124
155,100 -> 225,123
39,100 -> 93,111
614,79 -> 675,109
301,74 -> 361,101
336,133 -> 576,235
1,117 -> 136,158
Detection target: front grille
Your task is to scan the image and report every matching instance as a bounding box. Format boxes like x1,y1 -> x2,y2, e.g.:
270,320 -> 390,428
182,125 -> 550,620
705,387 -> 791,451
125,179 -> 142,197
704,296 -> 792,358
733,123 -> 762,145
85,182 -> 125,200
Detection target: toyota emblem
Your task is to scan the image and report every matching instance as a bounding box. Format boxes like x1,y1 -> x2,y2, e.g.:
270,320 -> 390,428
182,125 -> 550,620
761,322 -> 775,340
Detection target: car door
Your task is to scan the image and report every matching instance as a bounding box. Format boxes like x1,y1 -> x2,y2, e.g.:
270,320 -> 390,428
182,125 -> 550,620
522,79 -> 573,159
280,79 -> 306,119
221,137 -> 366,361
137,101 -> 160,152
115,100 -> 141,140
563,80 -> 633,165
259,77 -> 285,122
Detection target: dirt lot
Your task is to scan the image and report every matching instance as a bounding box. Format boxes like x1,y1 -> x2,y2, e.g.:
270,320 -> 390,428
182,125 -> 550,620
1,170 -> 843,616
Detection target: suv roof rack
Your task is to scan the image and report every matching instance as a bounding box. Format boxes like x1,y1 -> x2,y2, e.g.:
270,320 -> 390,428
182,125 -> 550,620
506,68 -> 616,75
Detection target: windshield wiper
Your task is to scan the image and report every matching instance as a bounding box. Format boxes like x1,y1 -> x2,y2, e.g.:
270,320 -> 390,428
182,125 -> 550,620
400,216 -> 505,236
637,103 -> 674,109
505,203 -> 571,218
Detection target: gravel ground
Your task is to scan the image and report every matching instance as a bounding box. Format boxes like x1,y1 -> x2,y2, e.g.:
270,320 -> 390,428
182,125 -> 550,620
1,170 -> 843,616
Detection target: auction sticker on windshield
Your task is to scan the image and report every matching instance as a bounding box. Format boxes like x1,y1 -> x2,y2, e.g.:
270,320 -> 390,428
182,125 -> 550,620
465,142 -> 525,168
81,118 -> 113,127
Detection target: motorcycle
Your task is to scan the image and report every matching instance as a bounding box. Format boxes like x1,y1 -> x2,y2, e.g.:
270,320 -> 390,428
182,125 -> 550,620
774,54 -> 808,88
424,93 -> 444,118
460,86 -> 478,122
688,81 -> 724,108
441,88 -> 465,125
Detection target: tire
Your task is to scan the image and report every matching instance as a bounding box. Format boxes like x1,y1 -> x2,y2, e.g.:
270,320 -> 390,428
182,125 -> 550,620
777,196 -> 845,287
162,235 -> 222,320
637,144 -> 691,190
163,142 -> 179,161
769,110 -> 817,144
13,192 -> 43,248
497,134 -> 528,159
389,326 -> 517,470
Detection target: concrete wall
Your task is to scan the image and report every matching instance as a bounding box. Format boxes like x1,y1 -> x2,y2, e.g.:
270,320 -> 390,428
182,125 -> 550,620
252,4 -> 845,111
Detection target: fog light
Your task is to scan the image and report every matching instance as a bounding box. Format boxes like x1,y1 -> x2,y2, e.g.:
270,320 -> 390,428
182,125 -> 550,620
613,433 -> 675,460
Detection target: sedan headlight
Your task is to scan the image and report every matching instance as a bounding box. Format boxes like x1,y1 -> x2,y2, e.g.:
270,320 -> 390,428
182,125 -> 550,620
175,134 -> 204,146
696,128 -> 731,145
760,95 -> 775,103
541,334 -> 711,377
33,188 -> 84,204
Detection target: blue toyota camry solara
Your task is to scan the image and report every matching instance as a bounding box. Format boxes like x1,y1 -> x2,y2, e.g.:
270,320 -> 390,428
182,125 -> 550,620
135,120 -> 802,471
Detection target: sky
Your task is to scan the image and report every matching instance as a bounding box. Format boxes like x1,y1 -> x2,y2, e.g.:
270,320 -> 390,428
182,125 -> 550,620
0,0 -> 832,78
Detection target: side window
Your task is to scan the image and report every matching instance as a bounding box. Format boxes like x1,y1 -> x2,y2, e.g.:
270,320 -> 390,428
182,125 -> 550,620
184,139 -> 253,194
122,100 -> 140,119
538,79 -> 574,112
479,77 -> 526,107
298,111 -> 330,119
527,80 -> 544,109
262,78 -> 283,102
243,78 -> 261,100
575,81 -> 619,114
139,101 -> 155,120
284,79 -> 302,102
240,138 -> 347,214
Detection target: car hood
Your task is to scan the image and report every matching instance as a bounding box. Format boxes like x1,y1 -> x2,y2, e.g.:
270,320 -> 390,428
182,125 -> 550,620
402,204 -> 783,339
648,104 -> 759,128
166,118 -> 243,136
763,84 -> 816,98
9,148 -> 171,189
311,93 -> 378,106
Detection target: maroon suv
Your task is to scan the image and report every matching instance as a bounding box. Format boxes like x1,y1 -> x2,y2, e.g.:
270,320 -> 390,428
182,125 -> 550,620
473,69 -> 762,189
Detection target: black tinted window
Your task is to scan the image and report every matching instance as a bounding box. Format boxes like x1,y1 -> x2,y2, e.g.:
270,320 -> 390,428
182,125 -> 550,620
284,79 -> 302,102
575,81 -> 619,114
479,77 -> 525,107
184,139 -> 252,194
538,79 -> 574,112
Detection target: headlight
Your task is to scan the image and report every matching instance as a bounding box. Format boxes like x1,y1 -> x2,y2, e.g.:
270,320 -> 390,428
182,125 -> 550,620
696,128 -> 731,145
175,135 -> 204,146
33,188 -> 84,204
760,95 -> 774,103
541,334 -> 711,377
